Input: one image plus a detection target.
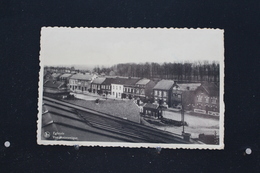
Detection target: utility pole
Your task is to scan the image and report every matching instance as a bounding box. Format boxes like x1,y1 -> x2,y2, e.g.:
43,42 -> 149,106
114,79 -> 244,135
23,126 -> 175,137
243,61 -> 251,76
181,92 -> 185,134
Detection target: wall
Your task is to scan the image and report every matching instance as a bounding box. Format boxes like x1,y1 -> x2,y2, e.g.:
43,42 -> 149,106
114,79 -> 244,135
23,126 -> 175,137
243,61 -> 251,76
111,84 -> 124,98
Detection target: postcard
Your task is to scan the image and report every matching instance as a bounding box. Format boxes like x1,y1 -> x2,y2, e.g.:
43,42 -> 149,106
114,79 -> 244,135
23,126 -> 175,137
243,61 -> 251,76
38,27 -> 224,149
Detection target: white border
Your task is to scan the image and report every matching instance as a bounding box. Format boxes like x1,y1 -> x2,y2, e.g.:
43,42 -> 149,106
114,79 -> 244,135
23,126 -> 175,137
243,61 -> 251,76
37,27 -> 225,149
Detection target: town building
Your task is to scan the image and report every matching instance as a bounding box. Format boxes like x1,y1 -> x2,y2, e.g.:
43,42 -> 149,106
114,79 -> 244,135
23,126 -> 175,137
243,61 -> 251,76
153,80 -> 175,108
59,73 -> 74,83
69,73 -> 97,94
134,78 -> 156,100
123,78 -> 140,99
100,78 -> 114,95
91,77 -> 106,94
43,79 -> 70,98
142,103 -> 162,119
43,70 -> 52,82
111,77 -> 128,99
193,82 -> 220,116
172,82 -> 201,110
51,73 -> 62,81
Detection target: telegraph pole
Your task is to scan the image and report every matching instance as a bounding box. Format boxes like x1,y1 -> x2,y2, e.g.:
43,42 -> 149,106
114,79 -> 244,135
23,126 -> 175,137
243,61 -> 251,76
181,93 -> 185,134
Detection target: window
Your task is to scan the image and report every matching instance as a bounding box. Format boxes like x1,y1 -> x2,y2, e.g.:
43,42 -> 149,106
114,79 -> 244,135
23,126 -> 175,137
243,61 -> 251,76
198,95 -> 203,102
154,90 -> 157,96
116,86 -> 118,90
205,97 -> 209,103
158,91 -> 161,96
212,97 -> 217,104
113,86 -> 115,89
119,86 -> 121,90
163,91 -> 167,97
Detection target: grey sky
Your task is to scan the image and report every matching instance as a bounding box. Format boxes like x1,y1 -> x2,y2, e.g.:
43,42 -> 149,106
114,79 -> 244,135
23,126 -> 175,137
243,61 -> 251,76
40,27 -> 224,67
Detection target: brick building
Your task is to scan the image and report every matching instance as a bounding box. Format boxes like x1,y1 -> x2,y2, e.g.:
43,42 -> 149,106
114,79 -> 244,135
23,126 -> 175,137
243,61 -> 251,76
153,80 -> 175,108
193,82 -> 220,116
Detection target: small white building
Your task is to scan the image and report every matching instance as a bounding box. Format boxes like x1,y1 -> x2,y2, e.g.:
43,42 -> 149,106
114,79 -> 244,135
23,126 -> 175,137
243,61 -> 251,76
111,84 -> 124,98
111,78 -> 128,98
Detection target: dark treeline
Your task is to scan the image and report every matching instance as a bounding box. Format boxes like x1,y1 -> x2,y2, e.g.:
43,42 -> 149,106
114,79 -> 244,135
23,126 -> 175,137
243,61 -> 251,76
93,61 -> 219,82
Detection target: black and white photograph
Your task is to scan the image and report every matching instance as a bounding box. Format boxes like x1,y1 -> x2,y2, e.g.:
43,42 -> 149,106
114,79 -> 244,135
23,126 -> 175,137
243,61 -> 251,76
38,27 -> 224,149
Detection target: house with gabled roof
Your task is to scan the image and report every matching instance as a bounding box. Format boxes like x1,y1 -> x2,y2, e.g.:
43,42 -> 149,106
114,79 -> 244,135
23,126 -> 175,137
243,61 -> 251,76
69,73 -> 97,94
193,82 -> 220,116
135,78 -> 156,100
122,77 -> 140,99
100,78 -> 114,95
142,103 -> 162,119
153,79 -> 175,108
43,79 -> 70,98
172,82 -> 201,110
91,77 -> 106,94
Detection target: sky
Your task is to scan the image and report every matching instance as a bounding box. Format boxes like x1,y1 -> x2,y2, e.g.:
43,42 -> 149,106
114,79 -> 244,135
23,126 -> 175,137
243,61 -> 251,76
40,27 -> 224,67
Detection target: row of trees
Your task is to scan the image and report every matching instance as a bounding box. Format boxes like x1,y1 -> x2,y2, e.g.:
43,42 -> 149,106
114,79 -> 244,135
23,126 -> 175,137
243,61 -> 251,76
92,61 -> 220,82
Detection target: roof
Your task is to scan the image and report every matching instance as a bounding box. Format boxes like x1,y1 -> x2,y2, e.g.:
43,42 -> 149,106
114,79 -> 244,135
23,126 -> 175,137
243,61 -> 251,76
197,82 -> 219,96
143,103 -> 159,109
42,96 -> 194,143
153,80 -> 174,90
60,73 -> 73,78
64,99 -> 140,123
136,78 -> 150,85
70,73 -> 94,81
102,78 -> 115,85
92,78 -> 106,84
176,83 -> 201,91
43,80 -> 65,89
111,77 -> 140,86
51,73 -> 62,78
124,78 -> 140,86
111,78 -> 129,85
